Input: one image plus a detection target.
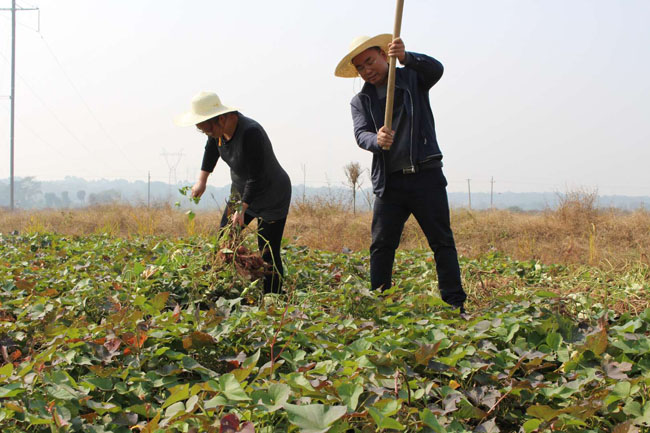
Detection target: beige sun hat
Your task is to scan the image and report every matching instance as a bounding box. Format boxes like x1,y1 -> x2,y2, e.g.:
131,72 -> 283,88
174,91 -> 237,127
334,34 -> 392,78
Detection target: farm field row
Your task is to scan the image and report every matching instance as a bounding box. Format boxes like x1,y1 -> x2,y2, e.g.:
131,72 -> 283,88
0,232 -> 649,432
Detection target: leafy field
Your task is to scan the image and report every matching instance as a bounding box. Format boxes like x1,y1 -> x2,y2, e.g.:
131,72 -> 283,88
0,232 -> 649,432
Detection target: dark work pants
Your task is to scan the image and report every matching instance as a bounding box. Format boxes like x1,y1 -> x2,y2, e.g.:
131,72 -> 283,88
220,210 -> 287,294
370,168 -> 466,307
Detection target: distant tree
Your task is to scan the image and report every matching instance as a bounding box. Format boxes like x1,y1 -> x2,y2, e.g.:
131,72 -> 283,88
44,192 -> 61,208
61,191 -> 71,208
88,189 -> 121,205
0,182 -> 7,207
343,162 -> 364,214
15,177 -> 42,209
360,169 -> 376,211
77,190 -> 86,203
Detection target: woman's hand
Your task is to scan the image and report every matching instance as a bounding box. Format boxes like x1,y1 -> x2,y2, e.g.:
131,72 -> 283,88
191,180 -> 207,198
231,202 -> 248,228
232,210 -> 245,227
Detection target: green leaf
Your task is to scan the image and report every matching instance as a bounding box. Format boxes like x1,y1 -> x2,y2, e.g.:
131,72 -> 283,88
150,291 -> 169,312
527,405 -> 560,422
546,332 -> 562,351
337,383 -> 363,411
233,349 -> 261,382
251,383 -> 290,412
83,377 -> 114,391
367,406 -> 405,430
636,401 -> 650,424
373,399 -> 401,417
420,409 -> 447,432
185,394 -> 199,412
217,373 -> 250,401
45,384 -> 79,400
456,399 -> 487,420
285,372 -> 315,392
27,414 -> 53,426
475,419 -> 499,433
535,290 -> 558,298
612,381 -> 632,399
0,383 -> 24,398
204,395 -> 227,409
141,412 -> 161,433
622,401 -> 642,417
164,401 -> 185,418
505,323 -> 520,342
523,419 -> 542,433
86,400 -> 120,415
128,404 -> 157,418
133,262 -> 145,275
162,383 -> 189,409
0,363 -> 13,377
284,403 -> 348,433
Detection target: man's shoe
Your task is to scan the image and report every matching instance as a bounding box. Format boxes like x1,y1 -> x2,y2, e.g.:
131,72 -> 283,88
451,303 -> 466,314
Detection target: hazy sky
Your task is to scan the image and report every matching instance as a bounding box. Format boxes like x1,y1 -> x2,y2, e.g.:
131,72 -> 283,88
0,0 -> 648,195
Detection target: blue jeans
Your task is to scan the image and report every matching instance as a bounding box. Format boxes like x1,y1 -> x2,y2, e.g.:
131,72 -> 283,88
370,168 -> 466,307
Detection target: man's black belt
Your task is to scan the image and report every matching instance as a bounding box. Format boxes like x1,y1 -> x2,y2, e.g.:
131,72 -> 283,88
396,158 -> 442,174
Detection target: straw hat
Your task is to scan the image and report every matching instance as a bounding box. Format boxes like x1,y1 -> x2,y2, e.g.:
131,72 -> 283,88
174,91 -> 237,126
334,34 -> 392,78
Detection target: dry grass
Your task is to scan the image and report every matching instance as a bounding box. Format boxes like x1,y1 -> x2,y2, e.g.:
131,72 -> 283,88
1,193 -> 649,270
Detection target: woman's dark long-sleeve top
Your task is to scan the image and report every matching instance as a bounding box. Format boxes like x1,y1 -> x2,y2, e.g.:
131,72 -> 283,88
200,113 -> 291,221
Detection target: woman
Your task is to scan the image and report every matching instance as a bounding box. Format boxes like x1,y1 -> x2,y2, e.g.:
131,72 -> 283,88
176,91 -> 292,294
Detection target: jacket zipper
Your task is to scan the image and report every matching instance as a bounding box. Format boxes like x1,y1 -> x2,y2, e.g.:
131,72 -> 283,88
405,88 -> 415,170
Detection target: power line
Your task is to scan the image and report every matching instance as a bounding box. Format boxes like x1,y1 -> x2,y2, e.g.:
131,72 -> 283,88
37,32 -> 140,172
0,104 -> 100,179
0,50 -> 134,186
0,50 -> 95,154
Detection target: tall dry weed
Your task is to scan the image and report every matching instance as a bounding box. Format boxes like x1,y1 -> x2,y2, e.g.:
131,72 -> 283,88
555,188 -> 599,228
1,196 -> 649,269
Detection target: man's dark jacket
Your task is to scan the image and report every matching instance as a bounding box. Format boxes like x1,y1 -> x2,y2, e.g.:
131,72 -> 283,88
350,52 -> 444,197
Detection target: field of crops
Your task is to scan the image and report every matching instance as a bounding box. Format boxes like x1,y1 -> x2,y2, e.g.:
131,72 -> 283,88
1,231 -> 649,432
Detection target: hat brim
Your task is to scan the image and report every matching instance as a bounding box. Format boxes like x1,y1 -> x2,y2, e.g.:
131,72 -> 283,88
334,34 -> 393,78
174,106 -> 238,127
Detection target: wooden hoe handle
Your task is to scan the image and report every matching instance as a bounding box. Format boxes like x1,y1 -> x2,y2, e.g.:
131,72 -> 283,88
382,0 -> 405,150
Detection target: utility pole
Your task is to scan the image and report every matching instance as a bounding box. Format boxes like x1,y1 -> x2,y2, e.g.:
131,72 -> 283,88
467,178 -> 472,210
1,1 -> 39,211
147,171 -> 151,208
301,163 -> 306,202
490,176 -> 495,210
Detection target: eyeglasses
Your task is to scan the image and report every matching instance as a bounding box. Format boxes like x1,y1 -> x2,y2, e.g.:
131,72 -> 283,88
196,120 -> 212,134
355,56 -> 378,74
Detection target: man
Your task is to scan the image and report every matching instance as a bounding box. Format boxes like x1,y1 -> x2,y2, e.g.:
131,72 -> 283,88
335,35 -> 466,312
175,91 -> 292,294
